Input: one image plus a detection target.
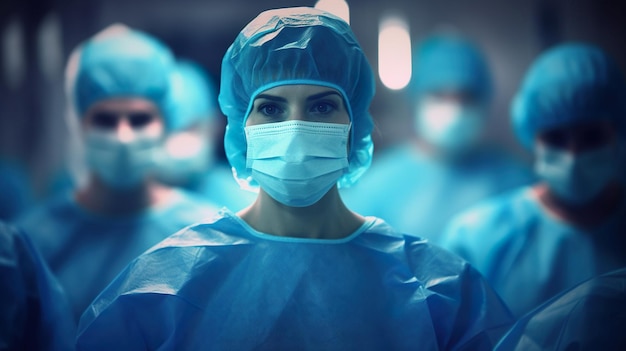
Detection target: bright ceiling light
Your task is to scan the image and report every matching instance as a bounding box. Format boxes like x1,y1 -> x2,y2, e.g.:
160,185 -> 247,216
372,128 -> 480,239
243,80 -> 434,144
378,15 -> 412,90
315,0 -> 350,24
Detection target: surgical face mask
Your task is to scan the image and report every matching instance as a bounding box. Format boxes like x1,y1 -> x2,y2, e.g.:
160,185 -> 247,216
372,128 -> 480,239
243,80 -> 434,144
416,97 -> 485,154
535,143 -> 619,205
84,129 -> 162,189
155,129 -> 214,186
245,120 -> 350,207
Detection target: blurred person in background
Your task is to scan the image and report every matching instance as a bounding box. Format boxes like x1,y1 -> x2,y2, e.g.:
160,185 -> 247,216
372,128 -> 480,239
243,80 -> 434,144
0,158 -> 33,222
16,24 -> 218,320
76,7 -> 514,350
155,59 -> 255,211
442,43 -> 626,317
495,267 -> 626,351
0,221 -> 74,351
342,33 -> 534,243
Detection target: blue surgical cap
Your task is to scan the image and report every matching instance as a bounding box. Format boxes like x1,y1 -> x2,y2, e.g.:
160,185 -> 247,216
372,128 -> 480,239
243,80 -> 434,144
512,43 -> 626,149
67,24 -> 176,129
219,7 -> 375,189
412,34 -> 493,103
169,60 -> 218,131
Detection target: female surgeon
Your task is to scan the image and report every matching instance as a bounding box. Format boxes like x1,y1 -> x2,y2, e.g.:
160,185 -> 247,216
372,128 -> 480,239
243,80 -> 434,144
76,7 -> 513,350
16,24 -> 217,321
441,43 -> 626,317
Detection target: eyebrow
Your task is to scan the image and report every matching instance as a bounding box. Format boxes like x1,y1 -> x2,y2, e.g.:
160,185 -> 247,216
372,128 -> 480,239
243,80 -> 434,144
253,90 -> 343,103
254,94 -> 287,103
306,91 -> 342,101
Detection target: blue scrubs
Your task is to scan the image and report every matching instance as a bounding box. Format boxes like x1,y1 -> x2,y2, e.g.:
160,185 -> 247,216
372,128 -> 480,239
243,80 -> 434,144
17,189 -> 218,320
495,267 -> 626,351
441,186 -> 626,317
341,143 -> 534,243
77,210 -> 514,350
0,222 -> 75,351
0,160 -> 33,221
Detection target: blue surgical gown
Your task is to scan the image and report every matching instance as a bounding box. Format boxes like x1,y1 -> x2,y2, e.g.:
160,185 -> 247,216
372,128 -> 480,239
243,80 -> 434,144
0,221 -> 75,351
0,160 -> 33,221
77,210 -> 514,350
441,186 -> 626,317
341,143 -> 534,244
16,189 -> 218,320
495,267 -> 626,351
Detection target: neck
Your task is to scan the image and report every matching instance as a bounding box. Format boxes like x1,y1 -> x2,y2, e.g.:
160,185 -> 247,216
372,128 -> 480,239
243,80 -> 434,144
238,186 -> 364,239
533,181 -> 624,228
75,174 -> 173,216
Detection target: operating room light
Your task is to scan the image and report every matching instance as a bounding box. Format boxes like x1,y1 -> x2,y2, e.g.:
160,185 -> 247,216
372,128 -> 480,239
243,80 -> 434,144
314,0 -> 350,24
378,15 -> 412,90
2,16 -> 25,89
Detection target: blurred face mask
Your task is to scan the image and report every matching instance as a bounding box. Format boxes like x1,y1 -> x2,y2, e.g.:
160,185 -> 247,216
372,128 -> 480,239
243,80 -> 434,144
245,120 -> 350,207
84,129 -> 162,189
416,97 -> 484,154
155,128 -> 214,186
535,143 -> 618,205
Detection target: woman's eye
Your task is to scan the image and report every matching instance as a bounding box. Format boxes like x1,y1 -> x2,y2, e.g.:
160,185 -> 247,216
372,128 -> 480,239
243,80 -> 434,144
311,102 -> 336,114
258,104 -> 282,116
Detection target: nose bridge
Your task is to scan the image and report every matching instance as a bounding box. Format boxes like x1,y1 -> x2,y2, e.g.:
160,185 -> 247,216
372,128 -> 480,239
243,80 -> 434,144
568,132 -> 588,154
116,116 -> 135,143
286,103 -> 305,122
568,140 -> 583,154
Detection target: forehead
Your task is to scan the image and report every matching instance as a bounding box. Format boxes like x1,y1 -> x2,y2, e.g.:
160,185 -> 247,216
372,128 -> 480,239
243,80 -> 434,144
86,98 -> 160,113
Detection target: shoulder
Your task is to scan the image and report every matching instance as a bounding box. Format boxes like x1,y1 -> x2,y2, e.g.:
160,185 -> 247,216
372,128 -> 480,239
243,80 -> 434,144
0,221 -> 27,261
359,216 -> 410,238
77,212 -> 250,340
158,189 -> 222,224
14,194 -> 79,247
15,193 -> 75,224
0,221 -> 65,300
348,218 -> 514,347
496,267 -> 626,350
440,186 -> 539,264
0,222 -> 76,351
446,187 -> 533,235
147,210 -> 251,253
400,235 -> 515,348
362,217 -> 474,282
86,210 -> 248,300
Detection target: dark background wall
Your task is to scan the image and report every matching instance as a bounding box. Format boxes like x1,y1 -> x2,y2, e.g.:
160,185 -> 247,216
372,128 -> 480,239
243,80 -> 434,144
1,0 -> 625,197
